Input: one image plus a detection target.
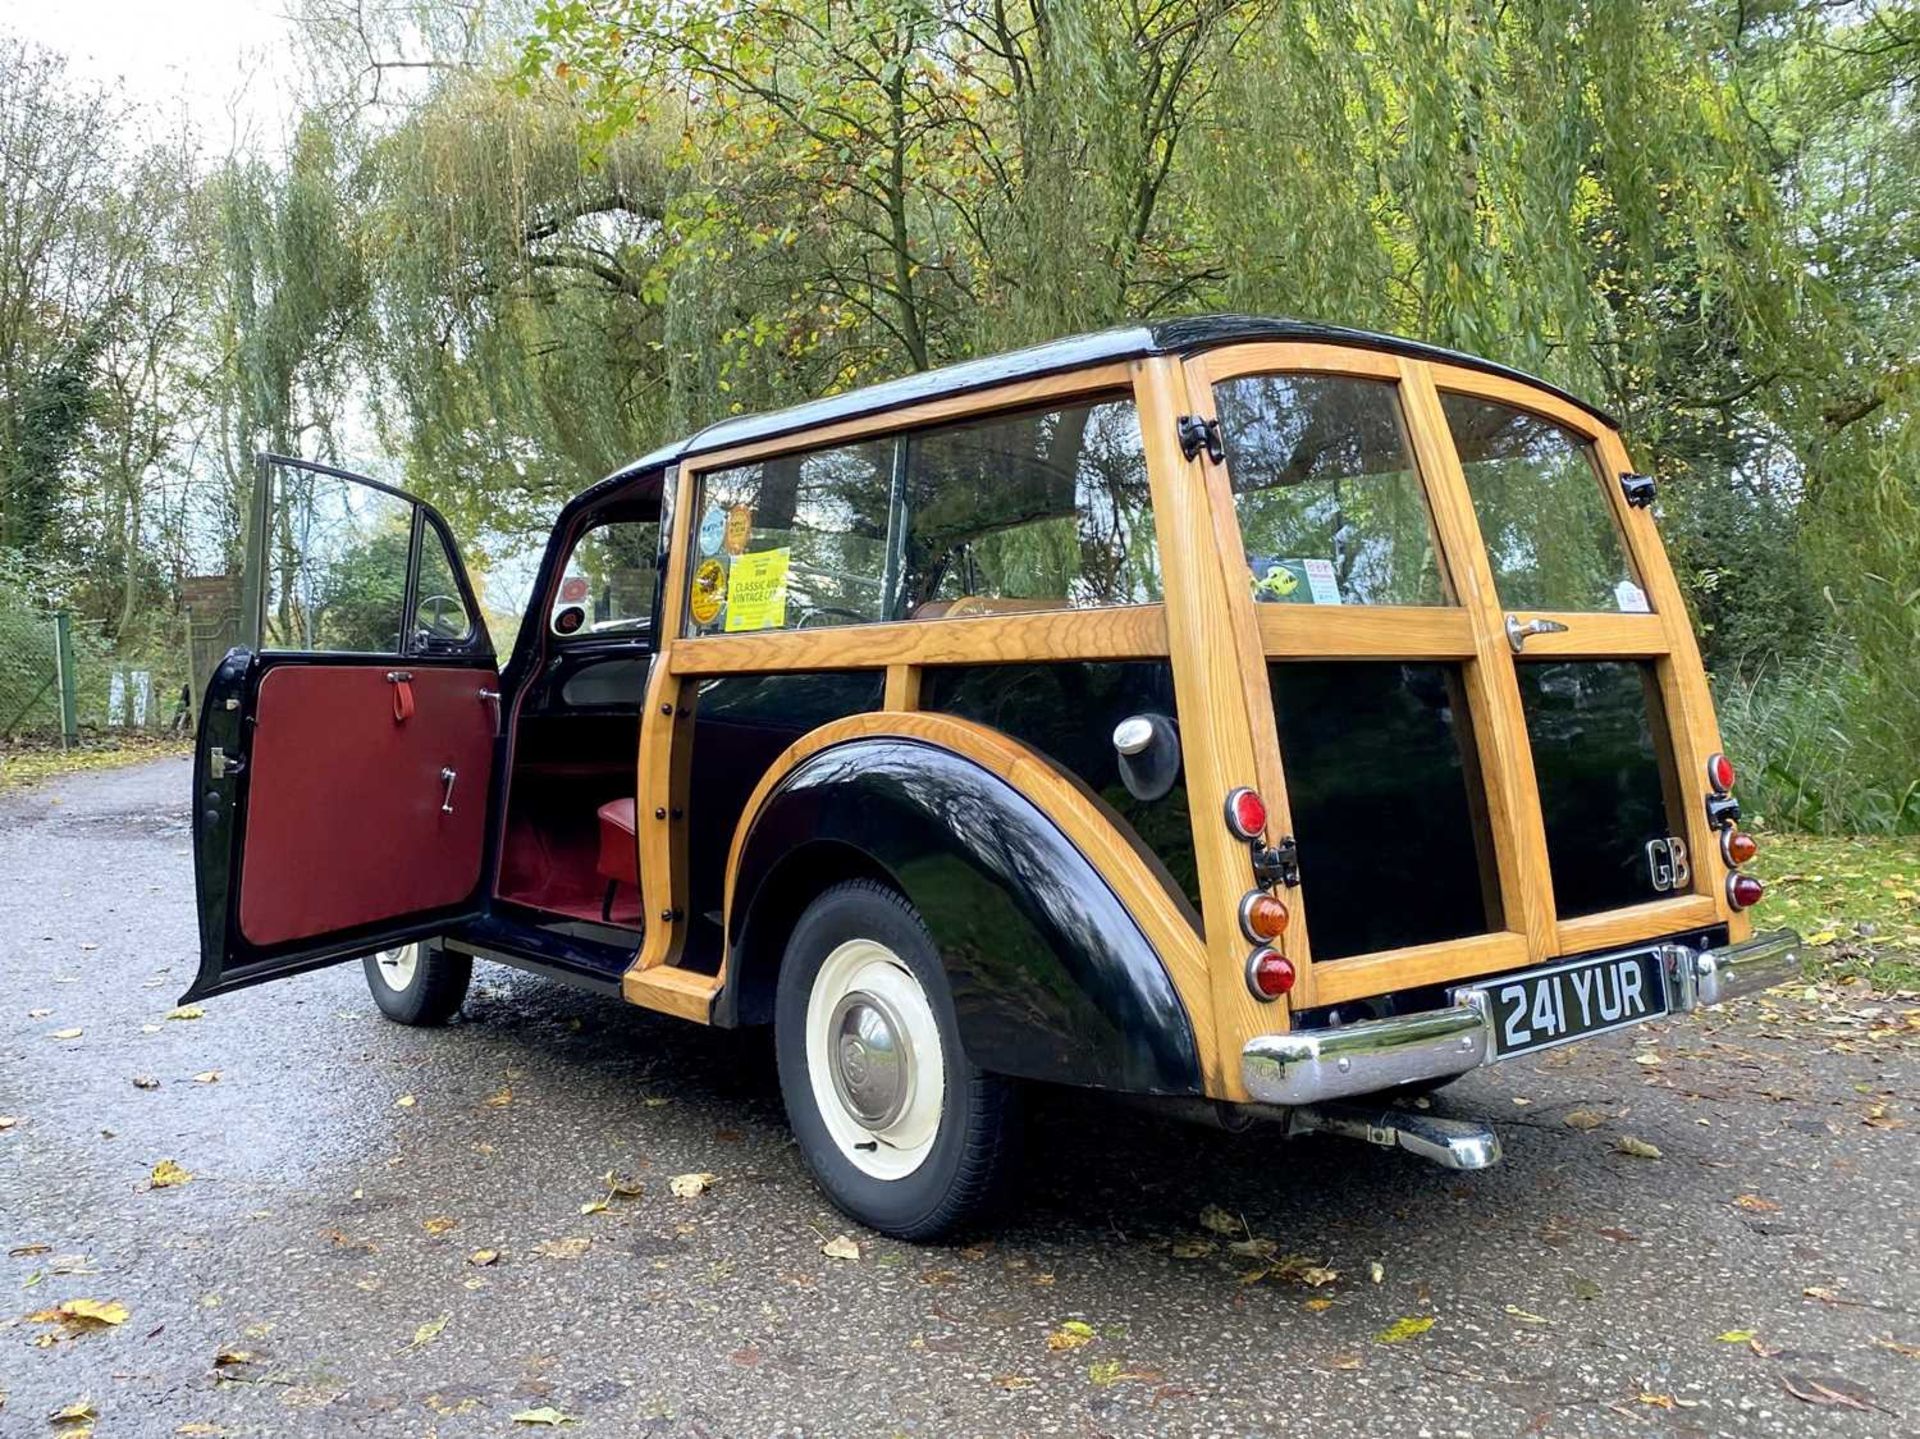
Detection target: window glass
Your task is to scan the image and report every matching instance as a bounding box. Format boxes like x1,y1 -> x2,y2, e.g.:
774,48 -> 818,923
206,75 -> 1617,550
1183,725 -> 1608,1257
688,440 -> 891,634
1441,393 -> 1648,613
411,525 -> 475,648
263,466 -> 413,653
555,520 -> 659,636
1214,374 -> 1447,607
899,398 -> 1157,617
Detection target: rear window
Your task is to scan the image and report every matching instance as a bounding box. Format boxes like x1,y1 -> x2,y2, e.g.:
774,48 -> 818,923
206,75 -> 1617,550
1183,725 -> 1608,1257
1440,394 -> 1649,613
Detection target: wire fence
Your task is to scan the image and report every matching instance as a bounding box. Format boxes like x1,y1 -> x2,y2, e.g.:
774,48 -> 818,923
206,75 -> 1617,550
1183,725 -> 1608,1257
0,586 -> 221,745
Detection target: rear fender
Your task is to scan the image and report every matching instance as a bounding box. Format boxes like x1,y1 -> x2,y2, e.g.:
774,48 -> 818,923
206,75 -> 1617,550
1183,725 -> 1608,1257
722,715 -> 1206,1095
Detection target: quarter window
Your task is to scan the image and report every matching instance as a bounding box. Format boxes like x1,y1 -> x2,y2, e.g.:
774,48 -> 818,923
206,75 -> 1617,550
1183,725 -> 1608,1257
1214,374 -> 1448,607
1440,393 -> 1649,613
553,520 -> 660,637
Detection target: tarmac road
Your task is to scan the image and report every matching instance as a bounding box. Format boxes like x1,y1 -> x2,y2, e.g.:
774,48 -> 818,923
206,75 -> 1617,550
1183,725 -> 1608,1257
1,757 -> 1915,1437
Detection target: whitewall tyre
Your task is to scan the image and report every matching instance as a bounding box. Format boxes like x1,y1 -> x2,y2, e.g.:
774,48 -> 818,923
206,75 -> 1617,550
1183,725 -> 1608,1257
361,939 -> 471,1026
775,880 -> 1020,1240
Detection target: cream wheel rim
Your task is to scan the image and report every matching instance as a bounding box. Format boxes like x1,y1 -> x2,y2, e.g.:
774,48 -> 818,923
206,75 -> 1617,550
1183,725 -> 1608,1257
371,943 -> 420,992
804,938 -> 944,1180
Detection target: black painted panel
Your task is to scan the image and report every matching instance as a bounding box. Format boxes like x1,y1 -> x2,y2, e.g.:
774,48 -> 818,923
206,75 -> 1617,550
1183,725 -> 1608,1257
1268,661 -> 1500,960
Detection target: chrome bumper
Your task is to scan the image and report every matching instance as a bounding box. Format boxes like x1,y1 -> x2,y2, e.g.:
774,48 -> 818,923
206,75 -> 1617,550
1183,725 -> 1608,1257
1243,929 -> 1801,1107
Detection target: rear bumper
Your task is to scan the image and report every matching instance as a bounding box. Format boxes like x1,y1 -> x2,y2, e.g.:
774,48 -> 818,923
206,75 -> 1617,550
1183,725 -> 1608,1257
1242,928 -> 1801,1107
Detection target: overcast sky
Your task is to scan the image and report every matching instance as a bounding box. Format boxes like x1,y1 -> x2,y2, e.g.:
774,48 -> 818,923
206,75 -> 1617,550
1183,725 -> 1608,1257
0,0 -> 301,147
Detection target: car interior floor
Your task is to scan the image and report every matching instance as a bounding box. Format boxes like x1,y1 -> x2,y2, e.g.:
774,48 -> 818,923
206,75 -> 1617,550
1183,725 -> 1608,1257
495,712 -> 644,928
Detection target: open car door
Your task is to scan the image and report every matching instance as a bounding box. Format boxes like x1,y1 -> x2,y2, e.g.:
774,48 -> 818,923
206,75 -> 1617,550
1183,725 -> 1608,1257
185,455 -> 499,1002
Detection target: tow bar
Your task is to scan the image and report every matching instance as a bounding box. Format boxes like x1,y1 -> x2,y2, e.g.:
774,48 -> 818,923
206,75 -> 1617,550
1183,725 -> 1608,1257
1285,1102 -> 1502,1171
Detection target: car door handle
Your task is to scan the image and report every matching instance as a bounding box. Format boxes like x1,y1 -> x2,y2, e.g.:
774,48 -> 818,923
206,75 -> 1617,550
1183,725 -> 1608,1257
1505,614 -> 1570,652
439,766 -> 457,814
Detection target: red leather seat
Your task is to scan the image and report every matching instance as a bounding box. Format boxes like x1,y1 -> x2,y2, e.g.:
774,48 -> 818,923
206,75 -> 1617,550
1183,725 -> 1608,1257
595,798 -> 639,920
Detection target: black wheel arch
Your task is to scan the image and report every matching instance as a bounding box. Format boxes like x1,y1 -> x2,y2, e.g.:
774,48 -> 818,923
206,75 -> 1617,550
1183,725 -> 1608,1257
718,736 -> 1202,1096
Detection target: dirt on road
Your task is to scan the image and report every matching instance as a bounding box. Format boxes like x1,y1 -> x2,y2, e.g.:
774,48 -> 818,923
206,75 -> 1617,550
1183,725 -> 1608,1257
2,759 -> 1916,1436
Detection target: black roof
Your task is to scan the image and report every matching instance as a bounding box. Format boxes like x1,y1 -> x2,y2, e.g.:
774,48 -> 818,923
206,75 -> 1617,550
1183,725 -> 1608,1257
604,314 -> 1614,485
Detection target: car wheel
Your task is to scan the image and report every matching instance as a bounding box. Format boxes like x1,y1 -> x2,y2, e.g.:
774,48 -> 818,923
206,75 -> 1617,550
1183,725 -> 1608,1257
362,939 -> 471,1027
775,879 -> 1020,1240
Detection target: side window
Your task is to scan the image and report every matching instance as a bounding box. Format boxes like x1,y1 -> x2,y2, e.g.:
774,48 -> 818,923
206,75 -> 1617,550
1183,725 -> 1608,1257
900,398 -> 1156,617
1213,373 -> 1448,607
687,440 -> 892,635
1440,394 -> 1649,613
412,525 -> 477,649
262,464 -> 414,654
553,520 -> 660,637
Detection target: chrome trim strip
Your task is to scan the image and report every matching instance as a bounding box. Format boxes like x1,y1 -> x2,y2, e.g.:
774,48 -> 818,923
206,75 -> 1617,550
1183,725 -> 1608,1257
1241,929 -> 1801,1107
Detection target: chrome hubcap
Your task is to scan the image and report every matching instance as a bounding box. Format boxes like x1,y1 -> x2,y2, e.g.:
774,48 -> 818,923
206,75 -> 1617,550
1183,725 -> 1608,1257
828,992 -> 909,1128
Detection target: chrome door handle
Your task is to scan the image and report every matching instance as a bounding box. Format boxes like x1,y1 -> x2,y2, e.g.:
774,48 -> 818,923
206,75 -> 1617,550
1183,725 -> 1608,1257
439,766 -> 457,813
1505,614 -> 1569,652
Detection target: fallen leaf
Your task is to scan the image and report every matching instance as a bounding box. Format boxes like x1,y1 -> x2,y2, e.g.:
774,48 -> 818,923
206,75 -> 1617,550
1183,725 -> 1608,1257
992,1374 -> 1036,1390
166,1006 -> 204,1021
468,1249 -> 500,1267
9,1242 -> 51,1256
51,1027 -> 82,1040
1807,929 -> 1839,946
1047,1319 -> 1096,1351
1633,1051 -> 1664,1067
38,1299 -> 129,1329
509,1405 -> 576,1426
1717,1329 -> 1757,1343
820,1234 -> 860,1261
0,1117 -> 17,1131
579,1198 -> 609,1216
149,1159 -> 192,1189
1303,1297 -> 1334,1313
1227,1236 -> 1275,1259
132,1076 -> 159,1090
531,1236 -> 590,1260
1376,1315 -> 1434,1344
393,1094 -> 416,1109
1197,1204 -> 1240,1236
602,1171 -> 645,1197
484,1088 -> 513,1108
422,1216 -> 458,1237
175,1424 -> 227,1436
1300,1266 -> 1338,1288
1169,1238 -> 1213,1260
50,1396 -> 96,1424
1734,1194 -> 1780,1212
212,1347 -> 253,1367
1570,1276 -> 1603,1301
669,1172 -> 716,1198
1563,1108 -> 1606,1130
1368,1260 -> 1385,1284
1613,1135 -> 1662,1159
1504,1304 -> 1552,1325
409,1314 -> 448,1348
1328,1353 -> 1362,1371
1086,1358 -> 1153,1387
192,1072 -> 219,1084
1872,1336 -> 1920,1359
1780,1374 -> 1874,1411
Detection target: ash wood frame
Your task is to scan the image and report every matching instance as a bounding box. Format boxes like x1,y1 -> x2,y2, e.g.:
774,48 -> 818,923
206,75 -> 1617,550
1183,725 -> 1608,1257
615,340 -> 1744,1102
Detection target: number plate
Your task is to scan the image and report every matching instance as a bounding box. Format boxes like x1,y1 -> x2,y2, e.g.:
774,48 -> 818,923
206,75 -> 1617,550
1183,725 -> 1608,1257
1460,949 -> 1669,1060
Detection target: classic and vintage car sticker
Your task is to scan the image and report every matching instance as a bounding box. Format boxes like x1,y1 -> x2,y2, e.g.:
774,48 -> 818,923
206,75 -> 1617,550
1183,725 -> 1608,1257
724,548 -> 792,632
1614,578 -> 1651,613
723,504 -> 754,556
690,556 -> 728,627
697,507 -> 727,556
1301,558 -> 1343,605
1250,556 -> 1342,605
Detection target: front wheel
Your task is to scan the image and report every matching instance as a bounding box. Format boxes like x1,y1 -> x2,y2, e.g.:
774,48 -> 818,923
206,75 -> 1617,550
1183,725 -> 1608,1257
362,940 -> 471,1026
775,880 -> 1020,1240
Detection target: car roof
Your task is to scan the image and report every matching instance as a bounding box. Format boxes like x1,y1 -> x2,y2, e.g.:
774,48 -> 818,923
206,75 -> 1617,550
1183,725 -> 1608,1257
600,314 -> 1615,487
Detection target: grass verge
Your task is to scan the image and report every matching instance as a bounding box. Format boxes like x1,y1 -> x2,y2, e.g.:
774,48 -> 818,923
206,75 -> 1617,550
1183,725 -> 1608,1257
1755,831 -> 1920,993
0,735 -> 189,791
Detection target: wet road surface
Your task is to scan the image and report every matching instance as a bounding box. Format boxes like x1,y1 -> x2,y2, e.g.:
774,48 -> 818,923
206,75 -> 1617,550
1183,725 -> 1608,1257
2,758 -> 1916,1436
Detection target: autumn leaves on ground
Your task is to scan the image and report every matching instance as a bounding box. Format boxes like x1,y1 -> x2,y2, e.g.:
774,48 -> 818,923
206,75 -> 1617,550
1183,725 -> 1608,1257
2,758 -> 1917,1437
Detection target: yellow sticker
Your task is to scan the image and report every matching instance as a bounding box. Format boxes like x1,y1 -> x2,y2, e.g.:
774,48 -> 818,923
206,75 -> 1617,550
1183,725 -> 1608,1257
690,557 -> 727,627
724,549 -> 791,632
723,504 -> 754,556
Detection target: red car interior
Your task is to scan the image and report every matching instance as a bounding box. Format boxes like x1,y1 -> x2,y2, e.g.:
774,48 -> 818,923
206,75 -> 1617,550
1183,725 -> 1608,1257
494,712 -> 643,927
237,663 -> 496,948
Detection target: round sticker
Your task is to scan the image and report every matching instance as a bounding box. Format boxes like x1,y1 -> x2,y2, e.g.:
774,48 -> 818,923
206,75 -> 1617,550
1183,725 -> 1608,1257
697,508 -> 726,555
690,557 -> 727,627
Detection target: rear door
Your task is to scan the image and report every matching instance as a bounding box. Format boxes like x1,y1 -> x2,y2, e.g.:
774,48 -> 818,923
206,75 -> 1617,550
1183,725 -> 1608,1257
186,455 -> 500,1001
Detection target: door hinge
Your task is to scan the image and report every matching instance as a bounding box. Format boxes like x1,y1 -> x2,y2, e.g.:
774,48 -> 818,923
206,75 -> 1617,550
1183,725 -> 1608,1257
1176,414 -> 1225,465
209,749 -> 246,780
1619,471 -> 1657,508
1252,834 -> 1300,888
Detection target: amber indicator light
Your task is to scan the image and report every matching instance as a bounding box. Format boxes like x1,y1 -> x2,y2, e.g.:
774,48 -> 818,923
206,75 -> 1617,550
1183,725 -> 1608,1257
1239,891 -> 1290,943
1721,829 -> 1758,867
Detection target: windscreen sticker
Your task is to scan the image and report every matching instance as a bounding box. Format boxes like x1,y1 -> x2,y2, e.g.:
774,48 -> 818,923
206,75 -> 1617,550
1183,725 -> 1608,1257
1251,556 -> 1342,605
1302,558 -> 1343,605
723,548 -> 791,632
1614,579 -> 1651,613
723,504 -> 754,556
690,557 -> 727,627
697,507 -> 726,556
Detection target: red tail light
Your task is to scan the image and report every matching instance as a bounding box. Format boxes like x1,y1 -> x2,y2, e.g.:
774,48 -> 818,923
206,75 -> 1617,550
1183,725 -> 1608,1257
1245,947 -> 1295,1000
1726,873 -> 1765,910
1239,891 -> 1290,943
1721,829 -> 1758,867
1225,787 -> 1267,840
1707,753 -> 1736,794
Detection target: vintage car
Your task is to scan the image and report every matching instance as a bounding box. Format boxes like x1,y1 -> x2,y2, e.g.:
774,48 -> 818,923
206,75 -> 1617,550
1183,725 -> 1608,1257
189,316 -> 1799,1238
